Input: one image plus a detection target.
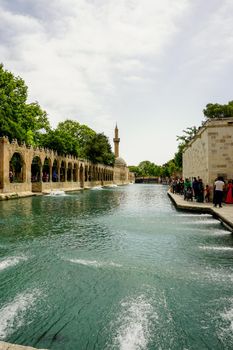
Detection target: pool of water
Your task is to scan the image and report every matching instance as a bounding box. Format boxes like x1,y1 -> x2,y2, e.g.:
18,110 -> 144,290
0,185 -> 233,350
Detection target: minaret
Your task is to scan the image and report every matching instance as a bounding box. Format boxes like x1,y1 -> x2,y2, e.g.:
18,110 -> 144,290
113,124 -> 120,158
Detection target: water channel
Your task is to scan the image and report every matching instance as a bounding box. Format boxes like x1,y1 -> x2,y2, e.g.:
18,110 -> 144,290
0,184 -> 233,350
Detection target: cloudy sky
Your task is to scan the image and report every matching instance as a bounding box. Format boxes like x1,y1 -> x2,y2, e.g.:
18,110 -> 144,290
0,0 -> 233,165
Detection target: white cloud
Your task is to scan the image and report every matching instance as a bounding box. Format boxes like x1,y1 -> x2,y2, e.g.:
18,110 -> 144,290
0,0 -> 233,164
0,0 -> 189,122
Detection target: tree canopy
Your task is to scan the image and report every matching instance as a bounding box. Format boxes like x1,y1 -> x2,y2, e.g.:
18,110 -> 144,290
0,64 -> 50,145
85,133 -> 115,165
128,159 -> 179,178
203,101 -> 233,119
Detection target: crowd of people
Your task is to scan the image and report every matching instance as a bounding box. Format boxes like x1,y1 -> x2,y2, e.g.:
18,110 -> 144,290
170,176 -> 233,207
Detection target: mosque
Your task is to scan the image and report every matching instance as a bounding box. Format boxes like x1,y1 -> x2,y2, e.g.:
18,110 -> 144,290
0,126 -> 134,198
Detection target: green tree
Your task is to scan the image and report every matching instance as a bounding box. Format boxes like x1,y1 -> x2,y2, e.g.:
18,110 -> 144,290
203,101 -> 233,119
0,64 -> 50,144
85,133 -> 115,165
161,159 -> 177,177
176,126 -> 198,145
40,129 -> 79,156
137,160 -> 162,177
138,160 -> 153,176
174,143 -> 185,169
56,120 -> 96,158
175,126 -> 199,171
128,166 -> 143,177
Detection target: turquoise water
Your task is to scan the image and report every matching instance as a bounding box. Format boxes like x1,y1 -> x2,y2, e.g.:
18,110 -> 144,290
0,184 -> 233,350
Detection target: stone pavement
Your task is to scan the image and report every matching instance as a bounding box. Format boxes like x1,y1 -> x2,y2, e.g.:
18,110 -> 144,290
0,342 -> 47,350
0,192 -> 38,201
167,191 -> 233,232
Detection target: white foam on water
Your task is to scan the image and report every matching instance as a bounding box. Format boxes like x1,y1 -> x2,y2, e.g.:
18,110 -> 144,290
221,303 -> 233,332
0,289 -> 41,339
0,256 -> 27,272
182,219 -> 219,225
177,214 -> 212,217
191,267 -> 233,283
218,299 -> 233,343
91,186 -> 103,190
180,227 -> 230,235
66,258 -> 122,268
205,229 -> 231,236
199,246 -> 233,251
112,295 -> 155,350
49,190 -> 66,196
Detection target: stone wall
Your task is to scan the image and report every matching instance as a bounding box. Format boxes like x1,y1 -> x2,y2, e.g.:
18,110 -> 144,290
183,118 -> 233,186
183,130 -> 209,185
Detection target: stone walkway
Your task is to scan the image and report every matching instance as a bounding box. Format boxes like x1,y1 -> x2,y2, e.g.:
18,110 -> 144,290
167,191 -> 233,232
0,192 -> 38,201
0,342 -> 47,350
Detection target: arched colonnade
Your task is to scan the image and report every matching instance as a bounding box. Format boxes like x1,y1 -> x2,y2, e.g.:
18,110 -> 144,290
0,137 -> 114,193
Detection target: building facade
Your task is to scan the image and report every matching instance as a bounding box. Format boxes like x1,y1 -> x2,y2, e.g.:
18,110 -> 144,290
183,118 -> 233,186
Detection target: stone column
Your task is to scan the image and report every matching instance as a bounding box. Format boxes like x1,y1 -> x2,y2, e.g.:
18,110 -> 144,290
71,167 -> 73,182
58,166 -> 60,182
65,167 -> 67,182
77,166 -> 80,183
49,164 -> 52,182
39,165 -> 43,182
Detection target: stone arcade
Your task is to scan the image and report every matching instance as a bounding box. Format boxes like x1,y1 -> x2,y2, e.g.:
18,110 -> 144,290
0,127 -> 134,197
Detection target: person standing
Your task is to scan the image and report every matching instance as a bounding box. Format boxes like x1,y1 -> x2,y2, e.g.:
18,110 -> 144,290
184,178 -> 192,200
192,177 -> 199,200
214,177 -> 225,208
205,185 -> 210,203
225,180 -> 233,204
196,179 -> 204,203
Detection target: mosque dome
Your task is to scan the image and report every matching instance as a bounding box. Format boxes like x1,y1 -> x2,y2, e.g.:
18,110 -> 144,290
115,157 -> 127,167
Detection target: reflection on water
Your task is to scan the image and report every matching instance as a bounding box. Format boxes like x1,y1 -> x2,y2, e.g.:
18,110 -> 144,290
0,185 -> 233,350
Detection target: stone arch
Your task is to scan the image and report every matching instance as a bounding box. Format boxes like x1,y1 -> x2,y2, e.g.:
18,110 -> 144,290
91,165 -> 95,181
80,164 -> 84,188
43,157 -> 51,182
52,159 -> 59,182
60,160 -> 66,182
85,165 -> 88,182
88,166 -> 92,181
67,162 -> 72,182
31,156 -> 42,182
9,152 -> 25,183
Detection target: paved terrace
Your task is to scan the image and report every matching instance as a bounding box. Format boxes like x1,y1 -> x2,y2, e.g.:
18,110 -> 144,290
167,191 -> 233,232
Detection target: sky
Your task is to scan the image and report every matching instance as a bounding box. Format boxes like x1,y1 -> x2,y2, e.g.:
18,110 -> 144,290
0,0 -> 233,165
